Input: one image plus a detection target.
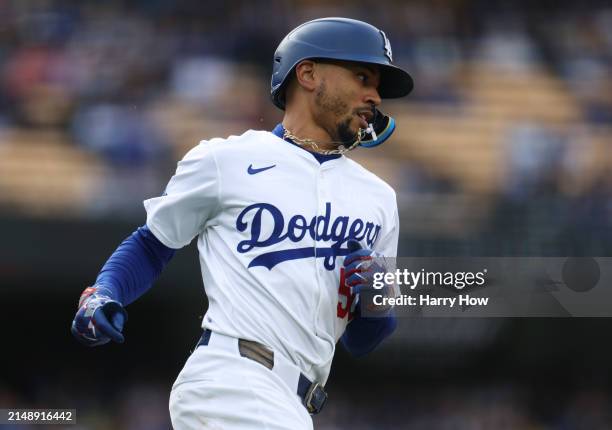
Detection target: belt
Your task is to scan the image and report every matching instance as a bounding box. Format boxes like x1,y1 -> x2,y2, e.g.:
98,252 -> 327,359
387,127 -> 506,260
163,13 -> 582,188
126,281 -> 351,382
197,329 -> 327,415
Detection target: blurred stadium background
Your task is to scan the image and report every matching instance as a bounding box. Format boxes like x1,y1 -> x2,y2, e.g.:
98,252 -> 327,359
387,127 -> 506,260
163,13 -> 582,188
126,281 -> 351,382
1,0 -> 612,428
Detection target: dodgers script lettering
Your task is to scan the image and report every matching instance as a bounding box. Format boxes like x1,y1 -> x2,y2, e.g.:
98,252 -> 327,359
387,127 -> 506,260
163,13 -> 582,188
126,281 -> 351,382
236,202 -> 382,270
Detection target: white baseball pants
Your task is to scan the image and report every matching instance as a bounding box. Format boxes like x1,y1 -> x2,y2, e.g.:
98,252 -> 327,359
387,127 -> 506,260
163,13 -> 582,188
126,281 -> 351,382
169,332 -> 314,430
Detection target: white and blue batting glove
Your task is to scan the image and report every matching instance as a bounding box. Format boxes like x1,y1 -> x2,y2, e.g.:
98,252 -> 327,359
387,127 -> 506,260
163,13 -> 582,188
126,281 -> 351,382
343,239 -> 386,295
343,240 -> 396,315
71,286 -> 128,347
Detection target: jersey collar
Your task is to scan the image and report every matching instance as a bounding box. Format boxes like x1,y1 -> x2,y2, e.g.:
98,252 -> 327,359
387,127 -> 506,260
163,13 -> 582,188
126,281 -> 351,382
271,123 -> 342,165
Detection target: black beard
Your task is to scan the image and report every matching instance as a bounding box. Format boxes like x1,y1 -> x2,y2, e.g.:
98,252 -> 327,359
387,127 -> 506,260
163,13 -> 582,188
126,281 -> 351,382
336,117 -> 358,146
315,80 -> 358,146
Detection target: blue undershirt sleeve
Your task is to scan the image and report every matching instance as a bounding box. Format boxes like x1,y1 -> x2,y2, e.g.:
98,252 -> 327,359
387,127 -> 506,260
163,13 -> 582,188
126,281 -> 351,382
94,225 -> 176,305
340,307 -> 397,357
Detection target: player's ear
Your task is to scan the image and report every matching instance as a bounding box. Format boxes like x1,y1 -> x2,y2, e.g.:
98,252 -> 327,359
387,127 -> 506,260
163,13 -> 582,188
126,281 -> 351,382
294,60 -> 317,92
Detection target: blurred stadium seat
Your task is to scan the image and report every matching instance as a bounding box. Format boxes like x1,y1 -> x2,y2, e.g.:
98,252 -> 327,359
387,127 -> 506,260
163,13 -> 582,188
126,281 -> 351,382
2,1 -> 612,428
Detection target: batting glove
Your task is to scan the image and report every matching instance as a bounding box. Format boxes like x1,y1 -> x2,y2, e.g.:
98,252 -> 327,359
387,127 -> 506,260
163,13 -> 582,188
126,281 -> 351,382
343,240 -> 386,294
344,240 -> 396,315
71,286 -> 128,347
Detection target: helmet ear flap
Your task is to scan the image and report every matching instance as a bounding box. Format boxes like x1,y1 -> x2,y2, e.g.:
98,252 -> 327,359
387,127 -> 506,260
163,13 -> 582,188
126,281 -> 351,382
359,110 -> 395,148
272,66 -> 300,110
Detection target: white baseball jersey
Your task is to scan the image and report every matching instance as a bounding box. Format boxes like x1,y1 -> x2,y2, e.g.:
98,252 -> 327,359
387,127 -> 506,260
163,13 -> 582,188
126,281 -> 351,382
144,129 -> 399,384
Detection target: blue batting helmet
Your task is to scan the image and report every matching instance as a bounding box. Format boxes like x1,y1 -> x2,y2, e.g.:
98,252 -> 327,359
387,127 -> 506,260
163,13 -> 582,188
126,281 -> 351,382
270,17 -> 413,110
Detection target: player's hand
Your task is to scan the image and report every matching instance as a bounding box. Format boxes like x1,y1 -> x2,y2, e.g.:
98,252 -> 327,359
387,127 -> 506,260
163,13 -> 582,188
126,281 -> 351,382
343,240 -> 386,294
344,240 -> 395,315
71,286 -> 128,347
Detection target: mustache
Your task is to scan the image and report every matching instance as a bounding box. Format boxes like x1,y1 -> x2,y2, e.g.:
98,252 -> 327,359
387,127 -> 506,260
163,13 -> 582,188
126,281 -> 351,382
353,106 -> 376,119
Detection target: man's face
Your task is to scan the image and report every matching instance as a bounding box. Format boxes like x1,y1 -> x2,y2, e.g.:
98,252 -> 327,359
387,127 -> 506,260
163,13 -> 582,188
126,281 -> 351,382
312,61 -> 382,145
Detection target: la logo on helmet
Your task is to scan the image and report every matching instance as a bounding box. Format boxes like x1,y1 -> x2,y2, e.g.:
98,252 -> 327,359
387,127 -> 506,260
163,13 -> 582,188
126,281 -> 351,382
380,30 -> 393,62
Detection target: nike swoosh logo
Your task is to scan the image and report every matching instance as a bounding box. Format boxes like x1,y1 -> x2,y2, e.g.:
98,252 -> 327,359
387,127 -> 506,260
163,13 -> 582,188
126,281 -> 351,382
248,164 -> 276,175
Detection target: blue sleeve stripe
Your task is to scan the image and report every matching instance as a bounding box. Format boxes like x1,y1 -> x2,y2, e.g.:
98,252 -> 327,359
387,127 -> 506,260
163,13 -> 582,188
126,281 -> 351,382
94,225 -> 175,305
340,308 -> 397,357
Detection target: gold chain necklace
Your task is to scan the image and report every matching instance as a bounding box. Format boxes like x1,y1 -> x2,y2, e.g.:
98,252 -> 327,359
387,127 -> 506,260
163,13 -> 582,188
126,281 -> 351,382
283,128 -> 363,155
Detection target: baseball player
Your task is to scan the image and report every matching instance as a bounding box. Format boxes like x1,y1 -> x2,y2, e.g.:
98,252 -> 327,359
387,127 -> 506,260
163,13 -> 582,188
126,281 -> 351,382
71,17 -> 413,429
